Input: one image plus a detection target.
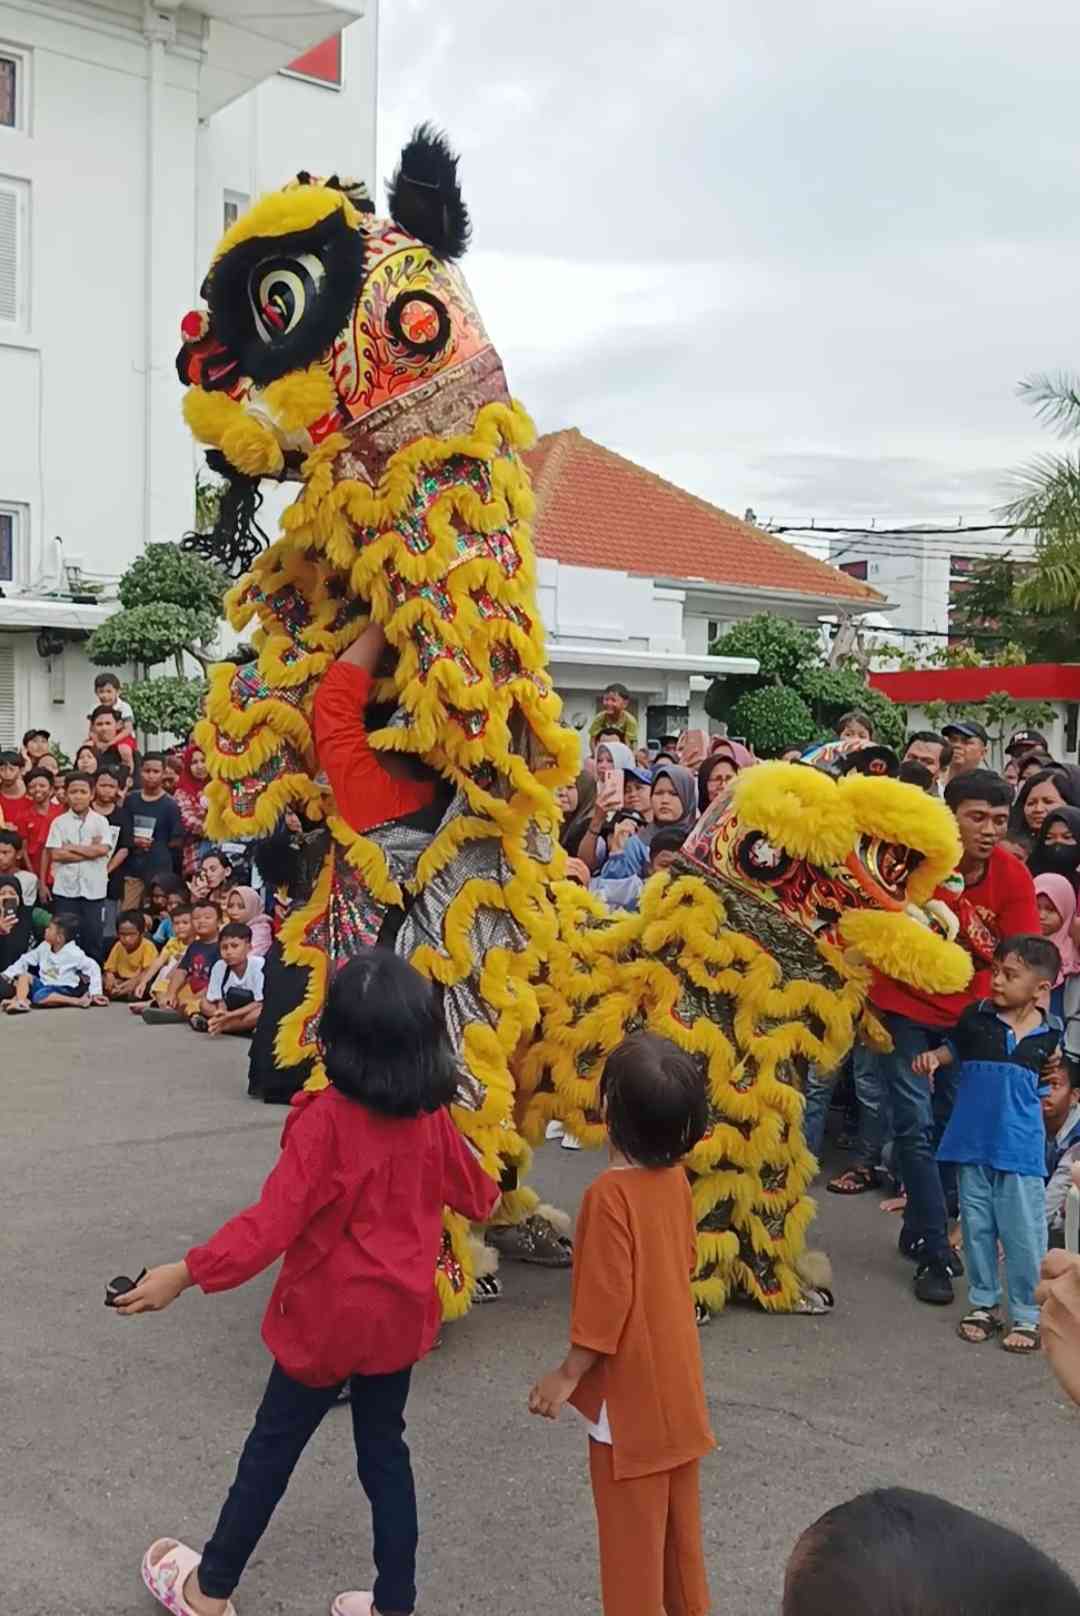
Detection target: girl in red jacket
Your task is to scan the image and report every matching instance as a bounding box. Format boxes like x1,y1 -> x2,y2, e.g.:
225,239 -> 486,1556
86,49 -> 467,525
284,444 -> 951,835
117,949 -> 500,1616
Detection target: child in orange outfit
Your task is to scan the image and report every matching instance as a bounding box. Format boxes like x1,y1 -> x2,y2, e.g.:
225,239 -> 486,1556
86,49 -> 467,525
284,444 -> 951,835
529,1032 -> 714,1616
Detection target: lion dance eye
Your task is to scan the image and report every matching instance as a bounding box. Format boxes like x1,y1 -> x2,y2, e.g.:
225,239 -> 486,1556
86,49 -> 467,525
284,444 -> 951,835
248,252 -> 326,342
386,289 -> 450,357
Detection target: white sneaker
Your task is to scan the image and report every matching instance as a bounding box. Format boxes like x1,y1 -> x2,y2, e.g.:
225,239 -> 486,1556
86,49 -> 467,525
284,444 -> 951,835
545,1119 -> 565,1141
331,1595 -> 373,1616
560,1133 -> 582,1151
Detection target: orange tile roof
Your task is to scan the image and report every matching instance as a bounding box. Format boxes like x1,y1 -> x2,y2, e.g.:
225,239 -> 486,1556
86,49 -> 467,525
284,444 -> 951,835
522,428 -> 883,606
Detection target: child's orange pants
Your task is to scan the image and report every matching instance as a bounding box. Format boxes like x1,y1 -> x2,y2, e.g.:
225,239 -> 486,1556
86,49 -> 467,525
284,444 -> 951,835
588,1438 -> 710,1616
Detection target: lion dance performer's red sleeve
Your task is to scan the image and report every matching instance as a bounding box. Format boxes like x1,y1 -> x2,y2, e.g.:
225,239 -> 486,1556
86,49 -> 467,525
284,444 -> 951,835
313,660 -> 435,834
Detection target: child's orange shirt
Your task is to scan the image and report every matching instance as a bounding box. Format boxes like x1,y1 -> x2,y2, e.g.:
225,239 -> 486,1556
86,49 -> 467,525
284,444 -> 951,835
568,1164 -> 715,1480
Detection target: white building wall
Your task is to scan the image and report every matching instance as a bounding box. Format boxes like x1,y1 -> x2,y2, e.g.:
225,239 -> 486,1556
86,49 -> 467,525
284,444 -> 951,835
0,2 -> 376,755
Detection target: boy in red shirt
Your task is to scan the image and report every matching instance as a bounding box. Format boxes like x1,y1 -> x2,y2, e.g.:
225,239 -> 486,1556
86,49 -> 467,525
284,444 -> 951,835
20,768 -> 63,891
870,769 -> 1039,1306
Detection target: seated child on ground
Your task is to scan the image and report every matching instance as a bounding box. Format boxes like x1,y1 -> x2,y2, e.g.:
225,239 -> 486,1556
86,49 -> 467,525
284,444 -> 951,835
194,921 -> 265,1038
1,913 -> 105,1011
916,934 -> 1062,1354
528,1032 -> 714,1616
115,949 -> 499,1616
1044,1054 -> 1080,1246
144,900 -> 219,1024
103,909 -> 159,1001
133,905 -> 194,1013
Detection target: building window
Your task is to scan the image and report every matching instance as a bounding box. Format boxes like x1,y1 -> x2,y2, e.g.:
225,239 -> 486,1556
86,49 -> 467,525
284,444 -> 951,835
0,503 -> 27,585
282,32 -> 343,88
839,559 -> 869,581
0,175 -> 29,328
0,45 -> 28,131
0,639 -> 15,749
223,189 -> 249,231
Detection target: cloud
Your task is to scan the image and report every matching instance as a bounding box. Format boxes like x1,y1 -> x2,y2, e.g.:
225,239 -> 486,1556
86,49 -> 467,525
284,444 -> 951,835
378,1 -> 1080,542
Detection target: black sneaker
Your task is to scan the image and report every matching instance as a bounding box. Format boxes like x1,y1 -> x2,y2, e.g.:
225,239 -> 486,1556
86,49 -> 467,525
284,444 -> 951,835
900,1233 -> 964,1277
914,1261 -> 955,1305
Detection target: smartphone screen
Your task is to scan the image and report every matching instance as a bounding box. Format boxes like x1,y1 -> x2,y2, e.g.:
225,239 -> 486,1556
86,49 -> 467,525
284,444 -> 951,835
598,765 -> 624,809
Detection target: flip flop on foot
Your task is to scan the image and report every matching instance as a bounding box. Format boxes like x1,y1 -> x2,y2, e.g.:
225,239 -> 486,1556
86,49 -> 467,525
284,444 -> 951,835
1001,1323 -> 1040,1355
142,1538 -> 237,1615
2,999 -> 30,1014
956,1306 -> 1000,1343
827,1167 -> 875,1195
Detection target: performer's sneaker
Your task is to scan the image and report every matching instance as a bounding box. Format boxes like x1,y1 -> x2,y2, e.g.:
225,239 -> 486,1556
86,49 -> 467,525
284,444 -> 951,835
560,1133 -> 582,1151
545,1119 -> 565,1141
914,1260 -> 955,1305
472,1272 -> 502,1303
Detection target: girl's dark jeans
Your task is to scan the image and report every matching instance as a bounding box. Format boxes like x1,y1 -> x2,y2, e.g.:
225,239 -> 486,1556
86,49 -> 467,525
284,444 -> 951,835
198,1362 -> 416,1612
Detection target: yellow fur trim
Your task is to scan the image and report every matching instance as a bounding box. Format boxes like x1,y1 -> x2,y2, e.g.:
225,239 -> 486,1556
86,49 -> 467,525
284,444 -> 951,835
839,908 -> 973,994
732,761 -> 857,864
261,365 -> 338,434
211,183 -> 357,262
183,390 -> 284,476
836,774 -> 962,904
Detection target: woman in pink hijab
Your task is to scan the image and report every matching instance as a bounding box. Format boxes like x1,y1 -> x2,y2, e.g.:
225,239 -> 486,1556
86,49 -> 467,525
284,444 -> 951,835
1034,875 -> 1080,1019
223,885 -> 273,958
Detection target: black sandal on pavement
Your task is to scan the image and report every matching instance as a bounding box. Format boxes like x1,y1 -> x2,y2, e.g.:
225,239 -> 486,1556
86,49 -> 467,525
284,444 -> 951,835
1001,1323 -> 1040,1355
956,1306 -> 1000,1343
827,1167 -> 875,1195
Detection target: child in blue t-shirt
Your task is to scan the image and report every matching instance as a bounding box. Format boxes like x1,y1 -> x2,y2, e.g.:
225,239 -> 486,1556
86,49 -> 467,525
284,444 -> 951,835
915,934 -> 1062,1356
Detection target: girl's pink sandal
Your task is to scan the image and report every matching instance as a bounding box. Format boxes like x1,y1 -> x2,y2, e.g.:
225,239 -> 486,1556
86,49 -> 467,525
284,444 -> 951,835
142,1538 -> 237,1615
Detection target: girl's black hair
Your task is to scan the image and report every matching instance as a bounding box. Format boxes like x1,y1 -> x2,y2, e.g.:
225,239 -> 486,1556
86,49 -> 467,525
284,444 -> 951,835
600,1032 -> 707,1168
783,1487 -> 1080,1616
319,948 -> 459,1118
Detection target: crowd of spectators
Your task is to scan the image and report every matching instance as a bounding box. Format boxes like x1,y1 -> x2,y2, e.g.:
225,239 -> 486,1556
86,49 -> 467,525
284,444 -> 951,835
558,686 -> 1080,1350
0,672 -> 265,1042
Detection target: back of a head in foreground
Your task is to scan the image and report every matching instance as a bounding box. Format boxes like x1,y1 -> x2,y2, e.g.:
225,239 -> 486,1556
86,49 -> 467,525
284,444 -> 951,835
319,947 -> 458,1118
600,1031 -> 708,1168
783,1488 -> 1080,1616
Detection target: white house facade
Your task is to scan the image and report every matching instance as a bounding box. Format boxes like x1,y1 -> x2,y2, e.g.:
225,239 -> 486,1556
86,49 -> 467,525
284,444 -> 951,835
0,0 -> 375,753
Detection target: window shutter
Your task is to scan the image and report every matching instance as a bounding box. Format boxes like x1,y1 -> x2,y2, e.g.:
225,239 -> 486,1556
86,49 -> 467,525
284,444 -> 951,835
0,641 -> 16,748
0,186 -> 17,323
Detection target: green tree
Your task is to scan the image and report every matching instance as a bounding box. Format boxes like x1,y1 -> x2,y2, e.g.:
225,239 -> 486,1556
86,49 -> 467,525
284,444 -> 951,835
87,543 -> 227,741
706,613 -> 905,754
948,555 -> 1075,663
1002,373 -> 1080,615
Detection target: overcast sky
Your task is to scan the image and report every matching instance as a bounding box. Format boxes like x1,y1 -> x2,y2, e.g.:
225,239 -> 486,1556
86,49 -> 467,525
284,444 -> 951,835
377,2 -> 1080,531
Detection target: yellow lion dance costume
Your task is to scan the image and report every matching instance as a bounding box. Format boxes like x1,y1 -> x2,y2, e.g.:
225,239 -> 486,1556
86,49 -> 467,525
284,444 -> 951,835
178,127 -> 971,1318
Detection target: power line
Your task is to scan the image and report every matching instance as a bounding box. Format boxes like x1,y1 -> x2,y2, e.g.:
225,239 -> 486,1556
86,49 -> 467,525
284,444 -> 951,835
770,522 -> 1037,536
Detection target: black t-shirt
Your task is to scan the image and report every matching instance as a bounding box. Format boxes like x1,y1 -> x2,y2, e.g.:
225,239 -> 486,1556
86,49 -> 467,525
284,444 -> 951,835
122,792 -> 182,879
97,806 -> 131,900
180,939 -> 220,997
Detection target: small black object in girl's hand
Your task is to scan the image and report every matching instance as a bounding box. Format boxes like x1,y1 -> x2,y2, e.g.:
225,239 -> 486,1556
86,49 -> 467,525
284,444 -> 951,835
105,1269 -> 147,1307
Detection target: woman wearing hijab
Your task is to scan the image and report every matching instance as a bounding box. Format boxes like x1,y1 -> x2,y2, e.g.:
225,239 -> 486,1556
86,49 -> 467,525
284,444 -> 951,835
223,885 -> 273,957
0,875 -> 34,982
1008,767 -> 1078,840
174,743 -> 211,878
698,750 -> 740,812
596,763 -> 698,881
1029,807 -> 1080,890
555,771 -> 597,859
1034,874 -> 1080,1016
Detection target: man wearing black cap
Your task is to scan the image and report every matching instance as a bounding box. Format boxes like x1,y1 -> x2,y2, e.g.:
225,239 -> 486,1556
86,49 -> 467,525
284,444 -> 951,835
1006,729 -> 1049,760
941,720 -> 989,782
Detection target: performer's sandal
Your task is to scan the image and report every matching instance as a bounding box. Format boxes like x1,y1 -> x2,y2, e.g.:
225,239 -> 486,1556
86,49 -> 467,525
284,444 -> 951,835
142,1538 -> 237,1616
956,1307 -> 1000,1343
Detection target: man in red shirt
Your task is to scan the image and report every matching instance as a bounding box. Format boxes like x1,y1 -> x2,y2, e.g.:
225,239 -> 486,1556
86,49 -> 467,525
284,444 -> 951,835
870,769 -> 1039,1306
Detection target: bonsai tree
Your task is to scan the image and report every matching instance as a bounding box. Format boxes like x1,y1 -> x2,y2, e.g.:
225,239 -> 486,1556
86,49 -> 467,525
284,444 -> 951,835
86,544 -> 228,742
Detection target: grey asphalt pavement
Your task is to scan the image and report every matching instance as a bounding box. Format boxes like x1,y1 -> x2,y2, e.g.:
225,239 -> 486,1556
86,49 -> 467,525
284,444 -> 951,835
4,1009 -> 1079,1615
